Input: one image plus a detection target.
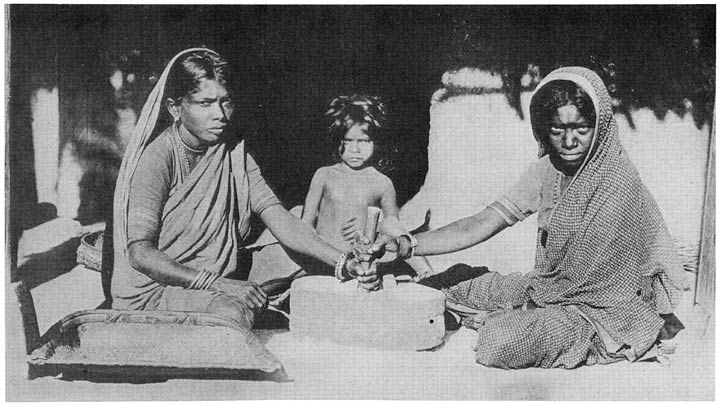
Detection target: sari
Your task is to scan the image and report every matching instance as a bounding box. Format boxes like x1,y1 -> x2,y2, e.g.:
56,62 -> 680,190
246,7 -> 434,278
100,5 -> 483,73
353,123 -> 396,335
111,49 -> 254,310
446,67 -> 689,368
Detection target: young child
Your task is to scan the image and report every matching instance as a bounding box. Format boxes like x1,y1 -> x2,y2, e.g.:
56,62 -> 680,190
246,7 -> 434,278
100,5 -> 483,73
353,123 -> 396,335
301,94 -> 433,279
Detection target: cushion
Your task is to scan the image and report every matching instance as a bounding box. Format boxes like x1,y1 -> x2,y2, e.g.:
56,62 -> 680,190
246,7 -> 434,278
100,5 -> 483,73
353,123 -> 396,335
28,309 -> 287,382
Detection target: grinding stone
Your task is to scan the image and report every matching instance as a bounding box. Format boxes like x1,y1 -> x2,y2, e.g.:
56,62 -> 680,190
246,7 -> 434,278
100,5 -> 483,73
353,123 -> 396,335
290,276 -> 446,351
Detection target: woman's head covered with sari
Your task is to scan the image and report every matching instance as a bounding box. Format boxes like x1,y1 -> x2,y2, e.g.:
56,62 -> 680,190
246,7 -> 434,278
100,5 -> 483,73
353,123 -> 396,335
118,48 -> 228,187
530,78 -> 598,177
162,50 -> 236,147
525,67 -> 688,359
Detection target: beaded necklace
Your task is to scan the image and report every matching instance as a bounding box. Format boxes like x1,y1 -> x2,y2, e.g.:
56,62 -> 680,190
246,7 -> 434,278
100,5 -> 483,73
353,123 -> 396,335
173,124 -> 207,176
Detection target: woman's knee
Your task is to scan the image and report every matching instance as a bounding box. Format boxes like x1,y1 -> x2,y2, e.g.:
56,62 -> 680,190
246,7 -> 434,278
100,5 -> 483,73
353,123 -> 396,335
205,295 -> 256,329
473,308 -> 581,369
475,328 -> 537,368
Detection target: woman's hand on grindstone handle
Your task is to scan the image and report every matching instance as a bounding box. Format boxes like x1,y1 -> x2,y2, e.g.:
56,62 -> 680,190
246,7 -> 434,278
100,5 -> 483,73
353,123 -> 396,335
348,239 -> 380,291
347,258 -> 380,291
367,233 -> 398,257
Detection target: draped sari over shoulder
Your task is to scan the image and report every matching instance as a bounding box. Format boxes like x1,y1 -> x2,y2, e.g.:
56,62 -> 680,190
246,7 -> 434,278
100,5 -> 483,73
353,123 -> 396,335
111,49 -> 253,309
445,67 -> 689,367
523,67 -> 689,359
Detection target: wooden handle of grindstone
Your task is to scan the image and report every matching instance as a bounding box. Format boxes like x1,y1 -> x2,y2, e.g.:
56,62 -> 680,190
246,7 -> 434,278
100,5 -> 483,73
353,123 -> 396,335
363,208 -> 400,289
356,207 -> 383,292
363,207 -> 382,243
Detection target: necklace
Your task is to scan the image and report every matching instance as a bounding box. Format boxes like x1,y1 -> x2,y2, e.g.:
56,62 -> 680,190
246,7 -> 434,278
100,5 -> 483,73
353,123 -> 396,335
173,124 -> 205,176
174,124 -> 207,153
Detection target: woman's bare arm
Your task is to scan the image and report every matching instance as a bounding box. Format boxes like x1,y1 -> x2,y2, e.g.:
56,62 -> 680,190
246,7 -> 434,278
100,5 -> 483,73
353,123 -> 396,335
371,207 -> 510,258
414,207 -> 509,256
128,240 -> 267,308
261,204 -> 380,289
128,240 -> 197,287
263,204 -> 340,268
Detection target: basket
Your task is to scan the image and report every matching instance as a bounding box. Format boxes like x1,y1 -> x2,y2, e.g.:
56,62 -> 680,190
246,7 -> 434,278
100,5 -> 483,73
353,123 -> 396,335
76,231 -> 104,272
675,238 -> 700,274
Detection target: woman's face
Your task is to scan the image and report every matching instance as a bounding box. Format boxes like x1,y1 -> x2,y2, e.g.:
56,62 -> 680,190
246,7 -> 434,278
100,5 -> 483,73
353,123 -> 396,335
547,104 -> 595,176
168,78 -> 235,146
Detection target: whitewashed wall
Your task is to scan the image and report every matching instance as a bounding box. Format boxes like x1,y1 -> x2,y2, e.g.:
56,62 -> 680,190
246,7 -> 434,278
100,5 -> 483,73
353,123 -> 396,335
31,87 -> 60,207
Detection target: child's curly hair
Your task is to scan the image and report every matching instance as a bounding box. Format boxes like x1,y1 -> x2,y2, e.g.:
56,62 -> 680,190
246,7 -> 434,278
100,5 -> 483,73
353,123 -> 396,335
325,94 -> 395,173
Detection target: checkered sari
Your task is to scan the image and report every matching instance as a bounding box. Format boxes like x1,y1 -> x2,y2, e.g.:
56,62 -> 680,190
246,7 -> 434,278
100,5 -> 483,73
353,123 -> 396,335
527,67 -> 688,356
447,67 -> 688,368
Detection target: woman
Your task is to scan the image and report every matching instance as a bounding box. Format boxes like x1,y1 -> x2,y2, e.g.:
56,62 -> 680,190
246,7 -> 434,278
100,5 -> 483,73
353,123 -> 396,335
111,48 -> 378,329
379,66 -> 688,369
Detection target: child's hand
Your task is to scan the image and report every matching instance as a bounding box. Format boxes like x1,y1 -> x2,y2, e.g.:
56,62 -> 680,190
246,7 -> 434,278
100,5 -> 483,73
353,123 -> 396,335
341,216 -> 362,243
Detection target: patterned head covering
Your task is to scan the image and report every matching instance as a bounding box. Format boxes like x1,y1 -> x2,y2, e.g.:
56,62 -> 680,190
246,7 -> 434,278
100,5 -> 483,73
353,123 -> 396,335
526,67 -> 689,359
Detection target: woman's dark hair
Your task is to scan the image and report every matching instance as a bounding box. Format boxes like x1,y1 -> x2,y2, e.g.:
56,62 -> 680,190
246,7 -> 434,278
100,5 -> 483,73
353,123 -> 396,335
530,80 -> 596,149
325,94 -> 395,173
165,50 -> 233,103
153,50 -> 234,138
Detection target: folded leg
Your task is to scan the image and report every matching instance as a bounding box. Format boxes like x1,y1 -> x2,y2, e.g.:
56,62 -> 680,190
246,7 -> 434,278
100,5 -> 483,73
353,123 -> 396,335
443,270 -> 529,311
474,305 -> 614,369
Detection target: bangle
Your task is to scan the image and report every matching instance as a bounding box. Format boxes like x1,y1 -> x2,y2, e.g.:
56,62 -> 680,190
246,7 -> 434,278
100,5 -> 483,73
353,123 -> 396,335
335,252 -> 351,281
188,270 -> 220,290
342,251 -> 356,280
398,234 -> 418,259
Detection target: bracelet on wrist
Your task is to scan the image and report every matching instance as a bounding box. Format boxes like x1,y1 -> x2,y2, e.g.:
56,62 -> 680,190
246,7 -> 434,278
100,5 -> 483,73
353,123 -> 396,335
335,252 -> 349,281
335,252 -> 356,281
342,251 -> 356,279
398,234 -> 418,259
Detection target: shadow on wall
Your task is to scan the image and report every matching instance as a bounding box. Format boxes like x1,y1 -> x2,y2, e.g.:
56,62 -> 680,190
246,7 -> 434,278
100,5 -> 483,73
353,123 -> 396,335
17,238 -> 82,289
55,60 -> 155,225
15,215 -> 87,288
30,82 -> 124,226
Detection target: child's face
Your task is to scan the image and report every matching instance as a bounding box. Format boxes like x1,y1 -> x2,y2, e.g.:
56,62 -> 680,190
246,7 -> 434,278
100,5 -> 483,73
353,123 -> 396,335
340,123 -> 374,169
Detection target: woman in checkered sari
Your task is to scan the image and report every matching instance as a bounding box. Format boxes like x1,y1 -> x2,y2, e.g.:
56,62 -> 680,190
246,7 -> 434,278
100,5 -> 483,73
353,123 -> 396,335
378,66 -> 689,369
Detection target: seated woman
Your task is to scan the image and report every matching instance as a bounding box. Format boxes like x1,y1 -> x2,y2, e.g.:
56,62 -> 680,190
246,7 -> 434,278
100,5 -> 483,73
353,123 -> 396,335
375,66 -> 689,369
111,48 -> 378,330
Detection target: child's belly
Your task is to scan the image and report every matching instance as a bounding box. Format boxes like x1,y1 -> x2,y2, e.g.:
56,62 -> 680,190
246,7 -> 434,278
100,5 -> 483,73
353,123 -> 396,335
316,204 -> 370,252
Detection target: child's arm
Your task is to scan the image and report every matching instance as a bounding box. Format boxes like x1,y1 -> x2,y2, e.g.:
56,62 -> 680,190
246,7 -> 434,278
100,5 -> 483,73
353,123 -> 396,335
379,178 -> 435,279
378,177 -> 406,237
301,169 -> 325,228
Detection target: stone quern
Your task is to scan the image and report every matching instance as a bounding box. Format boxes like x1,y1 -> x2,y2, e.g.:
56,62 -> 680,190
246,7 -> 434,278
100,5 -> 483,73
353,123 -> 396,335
290,276 -> 446,351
